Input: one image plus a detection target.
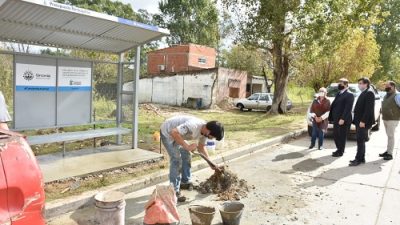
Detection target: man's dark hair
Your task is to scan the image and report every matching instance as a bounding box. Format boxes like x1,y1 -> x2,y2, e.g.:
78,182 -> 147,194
388,81 -> 396,88
358,77 -> 371,88
206,121 -> 224,141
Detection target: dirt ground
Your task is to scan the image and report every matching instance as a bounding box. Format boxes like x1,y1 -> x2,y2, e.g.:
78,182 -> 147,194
44,104 -> 306,201
47,125 -> 400,225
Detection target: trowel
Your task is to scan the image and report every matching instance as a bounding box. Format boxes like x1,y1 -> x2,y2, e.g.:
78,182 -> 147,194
192,152 -> 222,172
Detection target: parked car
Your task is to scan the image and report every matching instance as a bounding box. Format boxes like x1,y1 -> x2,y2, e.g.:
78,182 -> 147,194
378,91 -> 386,100
0,129 -> 45,225
306,83 -> 382,139
234,93 -> 293,111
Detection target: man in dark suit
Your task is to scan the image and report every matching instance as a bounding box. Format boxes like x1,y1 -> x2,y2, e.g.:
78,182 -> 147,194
349,77 -> 375,166
328,78 -> 355,157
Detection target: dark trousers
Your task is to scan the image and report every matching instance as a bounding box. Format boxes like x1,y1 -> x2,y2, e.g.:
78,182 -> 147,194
355,126 -> 368,161
333,123 -> 350,153
311,122 -> 324,147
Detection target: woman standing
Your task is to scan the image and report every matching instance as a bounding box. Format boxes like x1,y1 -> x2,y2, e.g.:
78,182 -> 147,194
0,91 -> 11,130
309,87 -> 331,150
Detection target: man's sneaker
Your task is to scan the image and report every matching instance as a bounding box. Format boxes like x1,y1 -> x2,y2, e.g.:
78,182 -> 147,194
180,182 -> 194,191
383,154 -> 393,161
379,151 -> 389,157
176,192 -> 187,203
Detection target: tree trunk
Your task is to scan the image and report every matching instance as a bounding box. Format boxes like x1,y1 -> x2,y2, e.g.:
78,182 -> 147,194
270,41 -> 289,114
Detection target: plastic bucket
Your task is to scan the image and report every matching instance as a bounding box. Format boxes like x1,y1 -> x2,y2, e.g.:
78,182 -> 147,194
219,201 -> 244,225
94,191 -> 126,225
206,139 -> 216,153
189,205 -> 216,225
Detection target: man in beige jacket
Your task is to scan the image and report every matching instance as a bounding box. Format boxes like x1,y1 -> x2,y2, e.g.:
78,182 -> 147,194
379,81 -> 400,161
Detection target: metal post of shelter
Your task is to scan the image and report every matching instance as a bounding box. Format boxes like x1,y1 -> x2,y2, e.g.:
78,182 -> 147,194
116,53 -> 124,145
132,46 -> 141,149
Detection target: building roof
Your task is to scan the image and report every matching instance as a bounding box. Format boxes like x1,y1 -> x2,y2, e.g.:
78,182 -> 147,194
0,0 -> 169,53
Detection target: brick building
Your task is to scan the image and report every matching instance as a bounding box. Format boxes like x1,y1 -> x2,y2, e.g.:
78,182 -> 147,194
147,44 -> 216,75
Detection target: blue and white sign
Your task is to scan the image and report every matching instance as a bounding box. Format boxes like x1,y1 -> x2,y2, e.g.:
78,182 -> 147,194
15,63 -> 56,92
58,66 -> 91,91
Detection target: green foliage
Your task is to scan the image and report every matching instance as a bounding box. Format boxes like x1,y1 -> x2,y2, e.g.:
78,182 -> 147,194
220,45 -> 269,76
294,29 -> 381,91
56,0 -> 159,76
155,0 -> 220,48
57,0 -> 139,20
373,0 -> 400,83
222,0 -> 382,113
0,53 -> 13,106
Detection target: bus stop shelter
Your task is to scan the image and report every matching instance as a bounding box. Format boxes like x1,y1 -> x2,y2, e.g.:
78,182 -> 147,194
0,0 -> 169,182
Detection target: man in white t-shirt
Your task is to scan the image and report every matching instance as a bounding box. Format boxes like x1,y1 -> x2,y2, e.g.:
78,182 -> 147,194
0,91 -> 11,130
160,115 -> 224,202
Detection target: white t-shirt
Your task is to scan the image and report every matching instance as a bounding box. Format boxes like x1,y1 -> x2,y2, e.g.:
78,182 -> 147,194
0,91 -> 11,123
161,115 -> 207,145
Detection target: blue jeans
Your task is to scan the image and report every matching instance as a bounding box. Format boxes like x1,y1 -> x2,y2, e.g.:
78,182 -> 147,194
311,121 -> 324,147
161,133 -> 192,193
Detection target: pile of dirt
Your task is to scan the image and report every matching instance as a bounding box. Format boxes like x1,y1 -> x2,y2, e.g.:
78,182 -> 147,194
196,167 -> 252,201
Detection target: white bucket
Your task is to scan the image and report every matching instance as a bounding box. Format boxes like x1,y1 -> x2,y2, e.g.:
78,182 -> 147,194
94,191 -> 126,225
206,139 -> 216,154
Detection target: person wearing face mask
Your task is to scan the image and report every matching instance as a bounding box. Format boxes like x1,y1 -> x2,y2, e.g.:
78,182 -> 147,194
329,78 -> 355,157
0,91 -> 11,130
349,77 -> 375,166
308,88 -> 331,150
160,115 -> 224,202
379,81 -> 400,161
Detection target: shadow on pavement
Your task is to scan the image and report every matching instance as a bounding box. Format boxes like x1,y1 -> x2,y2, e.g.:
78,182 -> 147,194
300,159 -> 388,188
272,148 -> 313,162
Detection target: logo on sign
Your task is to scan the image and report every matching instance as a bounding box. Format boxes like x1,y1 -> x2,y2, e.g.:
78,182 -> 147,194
69,80 -> 82,85
23,70 -> 34,81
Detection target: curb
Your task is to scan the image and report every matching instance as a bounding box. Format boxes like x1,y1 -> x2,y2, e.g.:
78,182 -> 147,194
45,129 -> 306,218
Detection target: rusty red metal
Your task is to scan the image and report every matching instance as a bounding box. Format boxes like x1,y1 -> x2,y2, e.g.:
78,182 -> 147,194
0,129 -> 45,225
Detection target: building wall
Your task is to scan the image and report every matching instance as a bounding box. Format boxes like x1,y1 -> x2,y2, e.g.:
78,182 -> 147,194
147,44 -> 216,75
216,68 -> 248,103
124,68 -> 246,108
188,44 -> 216,69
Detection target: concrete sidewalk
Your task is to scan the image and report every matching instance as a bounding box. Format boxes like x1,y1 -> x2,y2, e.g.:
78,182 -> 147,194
47,127 -> 399,225
38,146 -> 163,183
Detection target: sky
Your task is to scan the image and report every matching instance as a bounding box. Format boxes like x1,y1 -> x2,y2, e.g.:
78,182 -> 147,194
121,0 -> 161,13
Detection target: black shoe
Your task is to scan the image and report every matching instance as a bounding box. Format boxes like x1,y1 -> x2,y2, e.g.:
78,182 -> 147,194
309,145 -> 315,149
318,146 -> 324,150
349,160 -> 363,166
349,159 -> 365,164
383,154 -> 393,161
379,152 -> 389,157
180,182 -> 194,191
176,192 -> 187,203
332,151 -> 343,157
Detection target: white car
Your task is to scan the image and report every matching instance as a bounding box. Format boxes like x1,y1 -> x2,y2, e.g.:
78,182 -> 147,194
234,93 -> 293,111
306,83 -> 382,139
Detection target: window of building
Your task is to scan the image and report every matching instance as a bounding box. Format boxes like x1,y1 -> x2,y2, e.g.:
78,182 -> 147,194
229,87 -> 240,98
198,57 -> 207,64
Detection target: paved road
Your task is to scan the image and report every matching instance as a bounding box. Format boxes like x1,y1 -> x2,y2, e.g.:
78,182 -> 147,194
48,126 -> 400,225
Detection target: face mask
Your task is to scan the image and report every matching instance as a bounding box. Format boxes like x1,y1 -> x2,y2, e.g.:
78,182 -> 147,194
318,92 -> 325,98
358,85 -> 366,91
338,84 -> 345,90
385,87 -> 392,92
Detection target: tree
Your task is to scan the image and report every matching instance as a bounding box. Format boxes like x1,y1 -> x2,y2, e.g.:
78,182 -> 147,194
222,0 -> 382,114
294,29 -> 380,91
372,0 -> 400,83
220,45 -> 268,76
155,0 -> 219,48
